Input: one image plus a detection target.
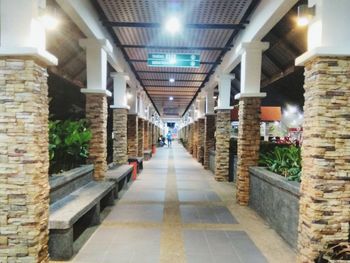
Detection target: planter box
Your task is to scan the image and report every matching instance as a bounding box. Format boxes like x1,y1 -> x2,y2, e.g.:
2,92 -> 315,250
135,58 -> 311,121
249,167 -> 300,249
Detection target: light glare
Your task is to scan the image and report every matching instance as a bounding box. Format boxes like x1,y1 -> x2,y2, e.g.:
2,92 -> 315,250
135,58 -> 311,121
40,15 -> 59,30
297,17 -> 310,26
165,17 -> 182,34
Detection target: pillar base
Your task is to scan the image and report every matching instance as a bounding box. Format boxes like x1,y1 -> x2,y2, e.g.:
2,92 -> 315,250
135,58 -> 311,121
86,94 -> 108,180
204,115 -> 216,170
215,109 -> 231,181
236,97 -> 261,205
127,114 -> 138,157
297,56 -> 350,262
113,108 -> 128,164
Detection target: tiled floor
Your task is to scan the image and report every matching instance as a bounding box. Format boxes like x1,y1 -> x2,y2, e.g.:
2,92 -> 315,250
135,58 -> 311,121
54,141 -> 296,263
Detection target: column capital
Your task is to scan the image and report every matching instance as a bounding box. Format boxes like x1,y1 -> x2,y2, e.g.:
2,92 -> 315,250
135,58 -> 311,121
110,72 -> 130,80
81,88 -> 112,97
0,0 -> 57,65
79,38 -> 113,55
296,0 -> 350,66
237,41 -> 270,55
234,92 -> 266,100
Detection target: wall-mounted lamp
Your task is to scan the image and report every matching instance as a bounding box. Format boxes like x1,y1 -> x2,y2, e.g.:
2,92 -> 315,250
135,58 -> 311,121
297,4 -> 315,26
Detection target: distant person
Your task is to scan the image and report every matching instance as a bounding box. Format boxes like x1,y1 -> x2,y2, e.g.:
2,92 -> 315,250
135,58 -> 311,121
166,132 -> 172,147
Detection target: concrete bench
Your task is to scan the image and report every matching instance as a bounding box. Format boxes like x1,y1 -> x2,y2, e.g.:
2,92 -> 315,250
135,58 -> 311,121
49,179 -> 114,260
128,156 -> 144,173
144,150 -> 152,160
106,164 -> 133,198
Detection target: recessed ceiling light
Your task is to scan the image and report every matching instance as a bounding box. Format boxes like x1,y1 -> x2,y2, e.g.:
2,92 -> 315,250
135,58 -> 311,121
169,96 -> 174,101
165,17 -> 182,34
169,78 -> 175,83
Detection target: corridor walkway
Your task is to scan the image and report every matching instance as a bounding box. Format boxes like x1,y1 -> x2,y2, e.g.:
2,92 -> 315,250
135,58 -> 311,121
63,142 -> 295,263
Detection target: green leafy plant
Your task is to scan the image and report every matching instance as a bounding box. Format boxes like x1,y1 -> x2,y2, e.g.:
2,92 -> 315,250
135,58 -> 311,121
49,119 -> 92,174
259,145 -> 301,182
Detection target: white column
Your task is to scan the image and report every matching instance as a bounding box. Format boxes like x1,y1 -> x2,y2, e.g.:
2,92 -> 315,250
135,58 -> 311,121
216,74 -> 234,110
110,72 -> 129,109
198,93 -> 206,118
128,87 -> 138,114
235,41 -> 269,99
296,0 -> 350,66
80,38 -> 112,96
205,88 -> 215,114
0,0 -> 57,65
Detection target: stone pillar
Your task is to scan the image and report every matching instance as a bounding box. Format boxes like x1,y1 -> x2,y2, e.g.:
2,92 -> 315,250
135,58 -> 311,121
197,118 -> 205,163
236,98 -> 261,205
204,114 -> 216,169
0,58 -> 51,262
144,120 -> 149,150
188,124 -> 193,153
85,94 -> 108,179
127,114 -> 138,157
148,122 -> 153,149
112,108 -> 128,164
138,118 -> 144,156
297,57 -> 350,262
192,121 -> 199,158
215,110 -> 231,181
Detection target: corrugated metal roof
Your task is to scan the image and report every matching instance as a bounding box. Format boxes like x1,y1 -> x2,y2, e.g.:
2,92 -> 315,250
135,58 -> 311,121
94,0 -> 257,116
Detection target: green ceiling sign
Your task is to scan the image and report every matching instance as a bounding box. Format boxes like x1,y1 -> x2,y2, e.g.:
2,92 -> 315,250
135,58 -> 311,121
147,53 -> 200,68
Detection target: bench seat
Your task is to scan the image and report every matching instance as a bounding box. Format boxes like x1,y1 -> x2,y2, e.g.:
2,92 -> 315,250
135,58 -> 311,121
106,164 -> 133,197
128,156 -> 144,172
144,150 -> 152,160
49,181 -> 114,260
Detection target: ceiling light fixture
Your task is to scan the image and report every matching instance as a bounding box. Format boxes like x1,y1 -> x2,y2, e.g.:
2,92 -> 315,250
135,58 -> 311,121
297,4 -> 315,26
169,78 -> 175,83
165,17 -> 182,34
169,96 -> 174,101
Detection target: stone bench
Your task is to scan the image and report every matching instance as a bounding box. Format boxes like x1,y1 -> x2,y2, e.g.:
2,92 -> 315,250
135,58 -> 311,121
144,150 -> 152,160
48,165 -> 115,260
106,164 -> 133,198
128,156 -> 144,173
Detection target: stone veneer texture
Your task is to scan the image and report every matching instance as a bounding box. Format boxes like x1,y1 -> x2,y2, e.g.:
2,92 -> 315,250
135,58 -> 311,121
236,98 -> 261,205
137,118 -> 144,157
197,118 -> 205,163
127,114 -> 138,157
204,114 -> 216,169
297,57 -> 350,262
86,94 -> 108,180
215,110 -> 231,181
149,123 -> 153,147
0,58 -> 50,262
113,108 -> 128,164
144,120 -> 149,150
188,124 -> 193,154
192,121 -> 198,158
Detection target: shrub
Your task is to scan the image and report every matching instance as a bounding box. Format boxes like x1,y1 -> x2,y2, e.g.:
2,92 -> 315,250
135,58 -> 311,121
259,145 -> 301,182
49,119 -> 92,174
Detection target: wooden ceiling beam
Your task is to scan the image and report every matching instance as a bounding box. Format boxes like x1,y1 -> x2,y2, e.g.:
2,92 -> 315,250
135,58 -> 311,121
261,64 -> 303,89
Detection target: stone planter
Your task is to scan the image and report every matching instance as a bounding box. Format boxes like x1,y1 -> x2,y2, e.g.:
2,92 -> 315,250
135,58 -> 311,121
209,149 -> 216,174
249,167 -> 300,249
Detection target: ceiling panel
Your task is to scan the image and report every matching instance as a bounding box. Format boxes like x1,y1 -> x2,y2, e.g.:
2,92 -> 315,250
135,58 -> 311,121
95,0 -> 258,116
